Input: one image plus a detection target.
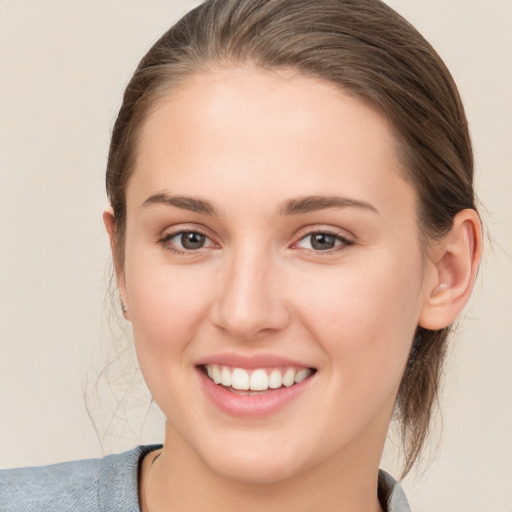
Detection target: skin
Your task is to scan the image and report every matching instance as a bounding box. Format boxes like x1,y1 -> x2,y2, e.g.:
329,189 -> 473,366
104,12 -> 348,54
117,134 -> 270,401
104,68 -> 482,512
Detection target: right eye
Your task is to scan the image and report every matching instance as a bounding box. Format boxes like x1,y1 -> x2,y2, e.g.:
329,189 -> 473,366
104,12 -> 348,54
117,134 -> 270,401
159,230 -> 214,253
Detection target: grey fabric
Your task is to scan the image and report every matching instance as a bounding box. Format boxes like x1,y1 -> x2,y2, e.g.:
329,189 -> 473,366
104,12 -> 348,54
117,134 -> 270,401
379,469 -> 412,512
0,445 -> 158,512
0,446 -> 411,511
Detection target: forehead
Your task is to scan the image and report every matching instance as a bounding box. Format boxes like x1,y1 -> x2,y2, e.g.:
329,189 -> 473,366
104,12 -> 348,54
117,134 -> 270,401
130,67 -> 415,219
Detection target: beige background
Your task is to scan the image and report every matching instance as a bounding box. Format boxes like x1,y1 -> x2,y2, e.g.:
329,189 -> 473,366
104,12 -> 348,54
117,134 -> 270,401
0,1 -> 511,510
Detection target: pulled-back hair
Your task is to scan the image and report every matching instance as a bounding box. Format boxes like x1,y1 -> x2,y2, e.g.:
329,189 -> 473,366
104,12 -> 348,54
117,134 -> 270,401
106,0 -> 476,476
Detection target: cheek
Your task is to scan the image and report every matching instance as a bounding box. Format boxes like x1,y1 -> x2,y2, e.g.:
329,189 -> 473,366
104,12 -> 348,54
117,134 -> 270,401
124,264 -> 214,421
294,249 -> 423,392
123,248 -> 213,378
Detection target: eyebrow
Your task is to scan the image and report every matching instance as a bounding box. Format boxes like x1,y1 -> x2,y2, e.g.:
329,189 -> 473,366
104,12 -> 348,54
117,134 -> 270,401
141,192 -> 378,217
142,193 -> 217,215
280,195 -> 379,215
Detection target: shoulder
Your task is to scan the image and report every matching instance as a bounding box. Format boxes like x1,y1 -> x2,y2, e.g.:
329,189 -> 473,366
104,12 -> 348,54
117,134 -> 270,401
0,445 -> 161,512
1,457 -> 101,512
378,469 -> 412,512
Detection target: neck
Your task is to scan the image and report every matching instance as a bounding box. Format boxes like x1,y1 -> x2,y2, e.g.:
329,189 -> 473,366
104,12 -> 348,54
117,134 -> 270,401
142,425 -> 386,512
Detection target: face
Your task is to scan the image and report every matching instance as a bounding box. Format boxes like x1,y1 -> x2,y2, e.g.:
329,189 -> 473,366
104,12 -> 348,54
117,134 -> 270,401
116,68 -> 433,483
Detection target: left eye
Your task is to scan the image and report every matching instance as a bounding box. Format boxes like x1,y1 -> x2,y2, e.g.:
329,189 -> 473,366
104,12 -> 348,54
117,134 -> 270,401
161,231 -> 212,251
295,232 -> 350,251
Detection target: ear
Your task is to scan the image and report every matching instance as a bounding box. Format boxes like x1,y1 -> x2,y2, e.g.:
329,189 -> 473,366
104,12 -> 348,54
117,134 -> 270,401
419,209 -> 483,330
103,208 -> 130,321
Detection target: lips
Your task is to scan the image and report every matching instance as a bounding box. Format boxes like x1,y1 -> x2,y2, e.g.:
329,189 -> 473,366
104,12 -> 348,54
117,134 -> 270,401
196,355 -> 317,417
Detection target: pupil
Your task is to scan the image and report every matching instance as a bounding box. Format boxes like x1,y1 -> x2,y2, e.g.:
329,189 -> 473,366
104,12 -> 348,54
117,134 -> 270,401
181,232 -> 205,249
311,233 -> 335,250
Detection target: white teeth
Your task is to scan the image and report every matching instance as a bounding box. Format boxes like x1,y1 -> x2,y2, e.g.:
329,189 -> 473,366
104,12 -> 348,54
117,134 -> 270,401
282,368 -> 295,387
205,364 -> 313,391
221,366 -> 232,387
295,368 -> 311,383
250,369 -> 269,391
268,369 -> 283,389
212,364 -> 222,384
231,368 -> 250,390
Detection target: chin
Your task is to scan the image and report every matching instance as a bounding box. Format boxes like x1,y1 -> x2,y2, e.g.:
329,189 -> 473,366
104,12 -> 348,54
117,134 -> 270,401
209,455 -> 303,485
196,433 -> 317,485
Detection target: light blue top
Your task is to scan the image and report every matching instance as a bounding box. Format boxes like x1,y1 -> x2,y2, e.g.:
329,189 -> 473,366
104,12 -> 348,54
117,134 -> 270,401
0,445 -> 411,511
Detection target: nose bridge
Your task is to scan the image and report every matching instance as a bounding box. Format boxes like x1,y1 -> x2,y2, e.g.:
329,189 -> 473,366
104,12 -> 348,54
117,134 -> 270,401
211,240 -> 289,340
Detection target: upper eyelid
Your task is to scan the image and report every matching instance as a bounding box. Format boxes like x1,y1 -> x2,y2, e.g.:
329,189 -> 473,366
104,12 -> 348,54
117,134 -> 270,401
159,223 -> 214,239
160,229 -> 214,245
161,228 -> 208,239
292,226 -> 355,243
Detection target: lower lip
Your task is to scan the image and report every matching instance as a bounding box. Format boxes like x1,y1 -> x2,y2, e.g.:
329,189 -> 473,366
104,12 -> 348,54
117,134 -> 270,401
197,368 -> 314,418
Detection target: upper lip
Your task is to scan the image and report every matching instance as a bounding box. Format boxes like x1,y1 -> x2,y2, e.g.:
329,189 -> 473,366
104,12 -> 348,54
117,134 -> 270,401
196,353 -> 315,370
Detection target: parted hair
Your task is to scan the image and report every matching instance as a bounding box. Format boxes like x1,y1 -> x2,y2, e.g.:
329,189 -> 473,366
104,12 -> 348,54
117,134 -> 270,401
106,0 -> 477,477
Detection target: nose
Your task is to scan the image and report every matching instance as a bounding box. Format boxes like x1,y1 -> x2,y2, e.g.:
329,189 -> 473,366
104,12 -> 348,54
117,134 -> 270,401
209,246 -> 291,341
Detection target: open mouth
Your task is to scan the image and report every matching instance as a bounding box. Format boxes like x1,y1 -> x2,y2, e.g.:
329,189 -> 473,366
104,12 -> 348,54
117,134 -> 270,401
200,364 -> 317,394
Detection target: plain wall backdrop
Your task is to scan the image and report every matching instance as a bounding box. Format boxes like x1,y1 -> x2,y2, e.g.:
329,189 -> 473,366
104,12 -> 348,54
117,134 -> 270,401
0,1 -> 511,511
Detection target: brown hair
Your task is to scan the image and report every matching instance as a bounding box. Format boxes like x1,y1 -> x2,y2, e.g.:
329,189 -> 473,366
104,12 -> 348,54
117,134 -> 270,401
106,0 -> 477,477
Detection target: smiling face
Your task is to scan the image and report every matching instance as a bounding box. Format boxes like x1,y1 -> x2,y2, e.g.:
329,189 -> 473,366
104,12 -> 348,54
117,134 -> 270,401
114,68 -> 434,484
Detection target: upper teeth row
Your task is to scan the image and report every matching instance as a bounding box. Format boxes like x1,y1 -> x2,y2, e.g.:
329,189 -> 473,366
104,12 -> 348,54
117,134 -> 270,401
206,364 -> 312,391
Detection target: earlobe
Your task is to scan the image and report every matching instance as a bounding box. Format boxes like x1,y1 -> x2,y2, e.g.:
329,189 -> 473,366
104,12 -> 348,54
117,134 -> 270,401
103,208 -> 130,321
419,209 -> 483,330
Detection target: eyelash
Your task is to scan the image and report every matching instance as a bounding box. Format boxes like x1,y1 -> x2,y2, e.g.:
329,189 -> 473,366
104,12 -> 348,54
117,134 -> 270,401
293,229 -> 354,254
158,229 -> 354,255
158,229 -> 213,255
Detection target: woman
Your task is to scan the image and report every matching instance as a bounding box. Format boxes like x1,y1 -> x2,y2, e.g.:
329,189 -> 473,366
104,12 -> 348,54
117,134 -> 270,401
0,1 -> 483,510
